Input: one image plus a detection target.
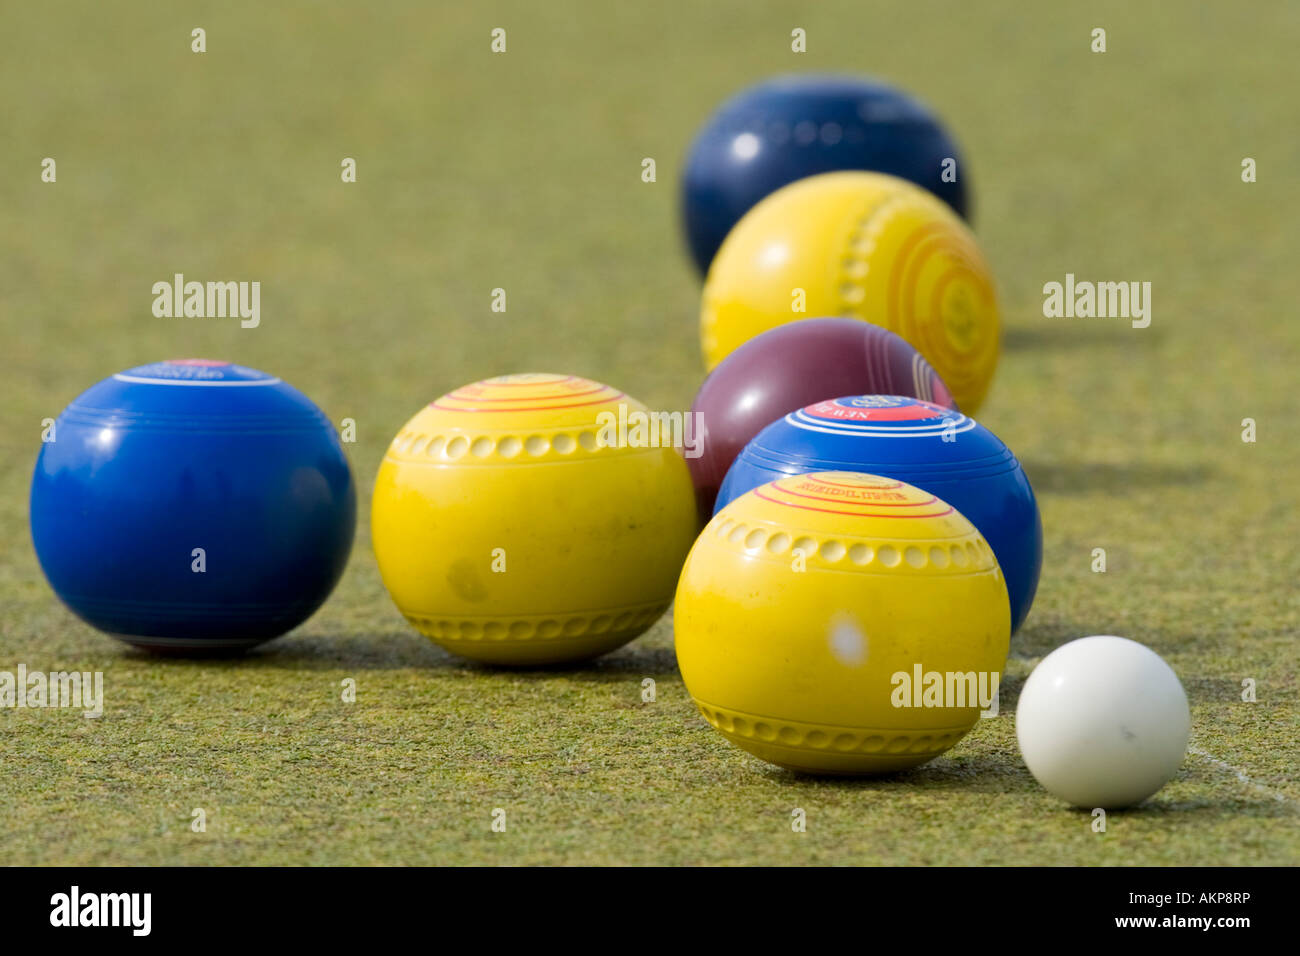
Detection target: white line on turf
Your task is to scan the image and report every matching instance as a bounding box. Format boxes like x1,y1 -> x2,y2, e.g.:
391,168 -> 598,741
1187,745 -> 1296,806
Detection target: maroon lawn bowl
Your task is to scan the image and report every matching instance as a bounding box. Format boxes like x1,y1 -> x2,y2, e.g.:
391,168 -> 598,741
687,317 -> 956,519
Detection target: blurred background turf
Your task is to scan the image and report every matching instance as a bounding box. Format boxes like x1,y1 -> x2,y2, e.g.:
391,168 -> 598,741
1,1 -> 1297,864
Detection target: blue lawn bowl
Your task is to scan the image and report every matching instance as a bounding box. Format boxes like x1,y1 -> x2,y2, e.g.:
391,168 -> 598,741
716,395 -> 1041,634
30,360 -> 356,653
680,74 -> 970,276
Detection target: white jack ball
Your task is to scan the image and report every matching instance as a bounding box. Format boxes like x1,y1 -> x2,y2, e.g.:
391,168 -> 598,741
1016,635 -> 1191,809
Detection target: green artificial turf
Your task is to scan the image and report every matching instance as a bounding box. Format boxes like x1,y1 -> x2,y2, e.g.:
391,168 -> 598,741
1,0 -> 1297,865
